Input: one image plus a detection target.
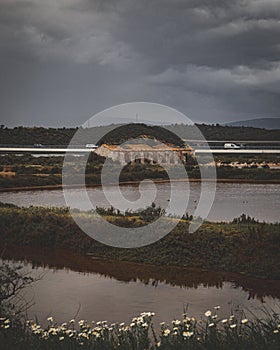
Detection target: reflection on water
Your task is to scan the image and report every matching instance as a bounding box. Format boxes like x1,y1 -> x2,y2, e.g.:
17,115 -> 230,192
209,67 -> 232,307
1,246 -> 280,326
1,182 -> 280,222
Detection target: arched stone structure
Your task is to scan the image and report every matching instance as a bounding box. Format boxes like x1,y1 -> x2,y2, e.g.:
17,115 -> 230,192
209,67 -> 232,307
95,142 -> 194,166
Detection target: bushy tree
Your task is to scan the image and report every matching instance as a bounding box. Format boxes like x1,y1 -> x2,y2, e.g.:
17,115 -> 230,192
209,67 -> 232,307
0,262 -> 34,318
138,202 -> 165,222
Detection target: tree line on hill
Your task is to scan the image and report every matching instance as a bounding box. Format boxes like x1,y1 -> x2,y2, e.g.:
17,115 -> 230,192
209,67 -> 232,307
0,123 -> 279,145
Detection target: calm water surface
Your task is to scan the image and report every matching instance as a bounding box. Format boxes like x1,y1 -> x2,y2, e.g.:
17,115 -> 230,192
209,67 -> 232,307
1,182 -> 280,222
2,247 -> 280,327
1,182 -> 280,326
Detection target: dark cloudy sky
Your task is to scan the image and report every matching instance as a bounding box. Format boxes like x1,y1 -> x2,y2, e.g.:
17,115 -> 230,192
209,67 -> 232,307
1,0 -> 280,127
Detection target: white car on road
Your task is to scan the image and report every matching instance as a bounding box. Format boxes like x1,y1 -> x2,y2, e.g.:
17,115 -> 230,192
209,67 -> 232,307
224,143 -> 241,149
85,144 -> 97,148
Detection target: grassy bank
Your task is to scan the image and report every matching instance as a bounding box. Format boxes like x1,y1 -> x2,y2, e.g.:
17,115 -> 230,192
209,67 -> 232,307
0,203 -> 279,279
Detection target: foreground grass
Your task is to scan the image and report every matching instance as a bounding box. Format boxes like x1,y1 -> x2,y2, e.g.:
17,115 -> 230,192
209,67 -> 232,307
0,203 -> 280,279
1,308 -> 280,350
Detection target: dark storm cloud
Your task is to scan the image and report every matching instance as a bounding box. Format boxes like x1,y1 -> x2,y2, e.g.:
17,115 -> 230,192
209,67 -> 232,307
0,0 -> 280,126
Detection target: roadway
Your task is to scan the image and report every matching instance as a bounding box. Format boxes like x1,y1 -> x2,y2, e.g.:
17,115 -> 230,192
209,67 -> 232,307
0,147 -> 94,154
194,149 -> 280,154
0,146 -> 280,154
184,139 -> 280,144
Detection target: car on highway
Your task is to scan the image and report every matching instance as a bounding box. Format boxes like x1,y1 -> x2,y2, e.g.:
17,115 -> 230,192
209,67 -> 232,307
85,144 -> 98,148
224,143 -> 241,149
33,143 -> 43,148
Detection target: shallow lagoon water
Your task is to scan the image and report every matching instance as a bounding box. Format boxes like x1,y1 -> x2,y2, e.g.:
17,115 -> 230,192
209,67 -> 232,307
1,182 -> 280,222
2,247 -> 280,327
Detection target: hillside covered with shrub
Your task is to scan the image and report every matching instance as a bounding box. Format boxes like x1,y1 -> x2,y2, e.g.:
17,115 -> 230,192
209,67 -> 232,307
0,123 -> 279,145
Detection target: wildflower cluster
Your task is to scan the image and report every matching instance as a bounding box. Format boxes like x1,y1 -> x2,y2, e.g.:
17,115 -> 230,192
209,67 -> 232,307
0,308 -> 280,349
157,306 -> 280,349
0,317 -> 10,329
1,312 -> 154,350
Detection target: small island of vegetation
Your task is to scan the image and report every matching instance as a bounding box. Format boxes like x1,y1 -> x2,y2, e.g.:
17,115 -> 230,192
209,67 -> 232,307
0,202 -> 279,280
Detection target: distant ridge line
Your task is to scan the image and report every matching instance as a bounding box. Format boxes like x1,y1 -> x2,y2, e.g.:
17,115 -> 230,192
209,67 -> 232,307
225,118 -> 280,130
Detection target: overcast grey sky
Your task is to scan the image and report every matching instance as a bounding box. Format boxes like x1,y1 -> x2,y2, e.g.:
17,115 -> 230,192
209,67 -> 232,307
0,0 -> 280,127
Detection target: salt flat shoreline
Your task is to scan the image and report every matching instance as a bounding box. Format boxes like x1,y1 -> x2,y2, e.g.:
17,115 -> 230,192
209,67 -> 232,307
0,177 -> 280,192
